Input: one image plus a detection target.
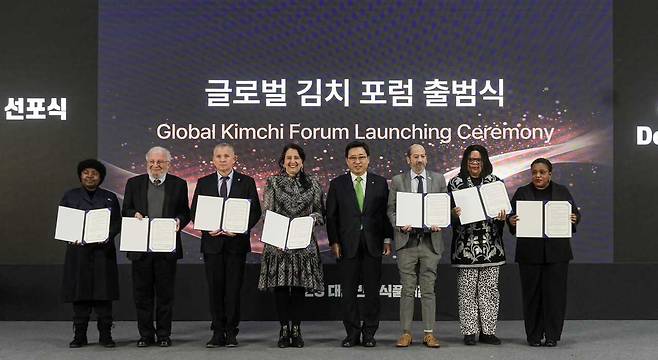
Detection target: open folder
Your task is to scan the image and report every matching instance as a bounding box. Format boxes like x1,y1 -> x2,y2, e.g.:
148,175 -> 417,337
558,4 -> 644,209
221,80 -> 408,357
193,195 -> 250,233
515,200 -> 572,238
451,181 -> 512,225
261,210 -> 314,250
395,192 -> 451,228
55,206 -> 111,244
119,217 -> 177,252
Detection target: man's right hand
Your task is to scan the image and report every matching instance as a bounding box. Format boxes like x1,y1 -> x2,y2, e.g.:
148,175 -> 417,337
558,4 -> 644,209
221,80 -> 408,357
331,243 -> 342,259
209,230 -> 222,237
400,225 -> 412,233
134,212 -> 144,220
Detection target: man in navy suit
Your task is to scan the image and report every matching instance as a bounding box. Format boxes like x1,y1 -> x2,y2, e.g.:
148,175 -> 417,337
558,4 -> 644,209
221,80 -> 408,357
326,141 -> 393,348
122,146 -> 191,348
191,143 -> 262,348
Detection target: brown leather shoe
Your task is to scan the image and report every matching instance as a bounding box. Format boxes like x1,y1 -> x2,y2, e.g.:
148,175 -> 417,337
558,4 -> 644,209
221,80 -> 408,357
396,333 -> 413,347
423,333 -> 441,348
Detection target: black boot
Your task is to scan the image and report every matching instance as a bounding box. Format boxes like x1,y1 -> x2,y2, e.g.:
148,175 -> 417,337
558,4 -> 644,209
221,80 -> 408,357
69,322 -> 88,348
98,317 -> 116,348
290,323 -> 304,348
278,323 -> 290,348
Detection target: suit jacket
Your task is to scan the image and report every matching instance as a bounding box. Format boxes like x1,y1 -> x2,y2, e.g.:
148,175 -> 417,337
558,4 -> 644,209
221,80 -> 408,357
507,181 -> 581,264
326,172 -> 393,259
60,187 -> 121,302
387,170 -> 447,255
122,173 -> 191,260
190,171 -> 262,254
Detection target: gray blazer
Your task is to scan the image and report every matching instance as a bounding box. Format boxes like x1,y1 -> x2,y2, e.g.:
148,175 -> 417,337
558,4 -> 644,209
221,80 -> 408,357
387,170 -> 447,255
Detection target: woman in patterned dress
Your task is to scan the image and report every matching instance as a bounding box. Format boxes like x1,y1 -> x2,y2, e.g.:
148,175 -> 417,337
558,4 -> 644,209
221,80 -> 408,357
448,145 -> 507,346
258,143 -> 325,348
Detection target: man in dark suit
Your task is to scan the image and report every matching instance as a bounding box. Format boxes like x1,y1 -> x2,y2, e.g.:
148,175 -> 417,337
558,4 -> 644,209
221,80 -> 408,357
122,146 -> 191,348
190,143 -> 262,348
326,141 -> 393,348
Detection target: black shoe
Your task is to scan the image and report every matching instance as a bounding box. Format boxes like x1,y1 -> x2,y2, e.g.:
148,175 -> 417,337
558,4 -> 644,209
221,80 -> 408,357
528,339 -> 542,347
69,336 -> 88,348
137,336 -> 155,347
479,334 -> 501,345
206,332 -> 226,348
290,324 -> 304,348
158,337 -> 172,347
463,334 -> 476,345
99,335 -> 116,348
362,336 -> 376,347
278,325 -> 290,348
361,328 -> 376,348
543,339 -> 557,347
226,329 -> 239,347
341,335 -> 360,347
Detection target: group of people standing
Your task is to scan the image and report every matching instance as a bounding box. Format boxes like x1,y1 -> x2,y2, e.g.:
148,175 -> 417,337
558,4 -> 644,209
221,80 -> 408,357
59,141 -> 580,350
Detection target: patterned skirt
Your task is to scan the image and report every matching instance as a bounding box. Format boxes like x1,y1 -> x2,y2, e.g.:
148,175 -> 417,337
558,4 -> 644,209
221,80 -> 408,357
257,243 -> 324,292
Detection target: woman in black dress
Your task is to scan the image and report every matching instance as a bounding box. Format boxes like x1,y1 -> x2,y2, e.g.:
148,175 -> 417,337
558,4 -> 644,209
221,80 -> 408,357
60,159 -> 121,348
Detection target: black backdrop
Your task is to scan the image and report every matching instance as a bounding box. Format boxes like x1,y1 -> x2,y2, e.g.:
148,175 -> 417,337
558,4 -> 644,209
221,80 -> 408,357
1,0 -> 657,320
0,1 -> 98,265
613,1 -> 658,263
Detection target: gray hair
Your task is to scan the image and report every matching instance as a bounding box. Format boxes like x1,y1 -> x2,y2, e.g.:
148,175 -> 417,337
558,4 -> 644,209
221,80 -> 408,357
213,143 -> 235,154
145,146 -> 172,161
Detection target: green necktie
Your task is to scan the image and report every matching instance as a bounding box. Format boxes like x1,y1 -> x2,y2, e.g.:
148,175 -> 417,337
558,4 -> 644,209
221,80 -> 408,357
355,176 -> 364,212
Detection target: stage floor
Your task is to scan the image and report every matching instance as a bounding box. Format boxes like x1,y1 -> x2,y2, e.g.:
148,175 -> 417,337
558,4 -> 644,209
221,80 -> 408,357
0,320 -> 656,360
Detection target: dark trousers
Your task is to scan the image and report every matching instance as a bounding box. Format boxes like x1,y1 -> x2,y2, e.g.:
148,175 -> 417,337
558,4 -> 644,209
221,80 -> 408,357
339,233 -> 382,339
519,262 -> 569,342
274,286 -> 305,325
131,253 -> 177,339
72,300 -> 113,330
204,252 -> 246,334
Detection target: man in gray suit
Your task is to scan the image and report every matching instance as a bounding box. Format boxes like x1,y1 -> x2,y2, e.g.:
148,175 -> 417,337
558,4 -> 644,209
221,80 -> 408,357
387,144 -> 447,348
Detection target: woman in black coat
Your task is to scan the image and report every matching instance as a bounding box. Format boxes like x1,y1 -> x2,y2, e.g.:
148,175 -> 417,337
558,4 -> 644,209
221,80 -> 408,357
507,158 -> 581,347
60,159 -> 121,348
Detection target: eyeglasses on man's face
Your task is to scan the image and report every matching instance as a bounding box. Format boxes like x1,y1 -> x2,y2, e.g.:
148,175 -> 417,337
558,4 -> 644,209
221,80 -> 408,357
148,160 -> 170,166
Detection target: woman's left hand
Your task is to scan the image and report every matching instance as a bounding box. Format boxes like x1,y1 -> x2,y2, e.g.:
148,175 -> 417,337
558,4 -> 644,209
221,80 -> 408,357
382,243 -> 392,256
496,210 -> 507,221
570,213 -> 578,224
